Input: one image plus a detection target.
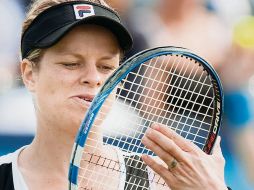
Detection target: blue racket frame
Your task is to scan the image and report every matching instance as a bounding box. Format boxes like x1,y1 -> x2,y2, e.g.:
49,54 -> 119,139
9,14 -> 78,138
68,46 -> 224,189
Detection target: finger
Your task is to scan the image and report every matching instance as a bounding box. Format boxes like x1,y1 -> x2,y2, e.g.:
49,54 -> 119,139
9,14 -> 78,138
212,136 -> 224,159
144,128 -> 186,162
142,135 -> 175,163
141,154 -> 175,183
151,123 -> 201,154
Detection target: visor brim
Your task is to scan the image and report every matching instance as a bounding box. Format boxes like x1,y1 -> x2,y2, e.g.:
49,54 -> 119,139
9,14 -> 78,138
36,16 -> 133,52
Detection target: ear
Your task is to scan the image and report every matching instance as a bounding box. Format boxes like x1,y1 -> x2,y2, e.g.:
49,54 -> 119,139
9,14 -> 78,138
21,59 -> 37,92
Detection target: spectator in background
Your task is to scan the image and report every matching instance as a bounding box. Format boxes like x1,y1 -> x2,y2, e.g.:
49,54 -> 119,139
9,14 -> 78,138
106,0 -> 148,59
210,1 -> 254,187
211,0 -> 252,26
128,0 -> 231,125
0,0 -> 230,189
106,0 -> 149,112
132,0 -> 231,69
221,15 -> 254,185
131,0 -> 254,188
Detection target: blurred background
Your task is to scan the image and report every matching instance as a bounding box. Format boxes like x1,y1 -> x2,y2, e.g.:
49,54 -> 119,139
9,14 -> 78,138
0,0 -> 254,189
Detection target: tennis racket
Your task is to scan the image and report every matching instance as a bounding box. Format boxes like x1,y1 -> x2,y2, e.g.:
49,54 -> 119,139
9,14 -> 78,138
68,46 -> 223,190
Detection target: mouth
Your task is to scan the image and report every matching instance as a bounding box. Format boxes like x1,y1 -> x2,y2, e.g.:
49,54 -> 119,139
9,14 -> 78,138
78,96 -> 93,102
71,94 -> 95,107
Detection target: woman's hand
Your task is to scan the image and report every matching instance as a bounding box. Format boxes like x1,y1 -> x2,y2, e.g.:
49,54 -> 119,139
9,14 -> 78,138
141,123 -> 228,190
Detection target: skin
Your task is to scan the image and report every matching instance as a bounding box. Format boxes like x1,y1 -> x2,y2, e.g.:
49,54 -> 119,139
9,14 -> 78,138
141,123 -> 228,190
219,45 -> 254,90
154,0 -> 231,69
18,21 -> 228,190
19,24 -> 121,190
106,0 -> 133,15
153,1 -> 254,187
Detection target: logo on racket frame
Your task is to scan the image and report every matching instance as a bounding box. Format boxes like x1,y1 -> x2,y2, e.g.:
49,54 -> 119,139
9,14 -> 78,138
73,4 -> 95,19
214,101 -> 221,134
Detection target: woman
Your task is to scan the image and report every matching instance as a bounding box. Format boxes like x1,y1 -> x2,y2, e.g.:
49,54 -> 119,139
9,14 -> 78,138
0,0 -> 230,189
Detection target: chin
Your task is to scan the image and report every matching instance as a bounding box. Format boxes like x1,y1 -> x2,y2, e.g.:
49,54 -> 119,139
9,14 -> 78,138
61,106 -> 87,133
64,122 -> 81,137
72,115 -> 84,129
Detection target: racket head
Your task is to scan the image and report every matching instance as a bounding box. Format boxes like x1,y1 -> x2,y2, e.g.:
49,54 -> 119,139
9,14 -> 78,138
68,46 -> 223,189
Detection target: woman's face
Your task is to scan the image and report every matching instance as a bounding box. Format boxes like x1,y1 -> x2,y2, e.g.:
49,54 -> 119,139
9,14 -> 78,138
24,25 -> 121,134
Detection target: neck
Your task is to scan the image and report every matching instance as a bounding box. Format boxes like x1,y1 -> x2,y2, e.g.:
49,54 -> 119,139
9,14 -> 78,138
19,124 -> 76,177
19,120 -> 105,177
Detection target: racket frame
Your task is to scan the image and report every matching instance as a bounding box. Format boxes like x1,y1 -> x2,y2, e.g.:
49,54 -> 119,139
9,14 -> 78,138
68,46 -> 224,189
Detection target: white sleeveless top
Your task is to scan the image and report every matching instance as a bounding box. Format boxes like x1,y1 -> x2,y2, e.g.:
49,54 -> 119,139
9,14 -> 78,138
0,146 -> 156,190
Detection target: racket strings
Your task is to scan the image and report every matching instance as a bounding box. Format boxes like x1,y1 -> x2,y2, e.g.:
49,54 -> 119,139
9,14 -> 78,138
175,87 -> 213,144
113,93 -> 214,126
77,53 -> 216,189
192,93 -> 215,144
88,65 -> 213,147
90,54 -> 214,147
116,55 -> 214,186
117,83 -> 214,112
143,56 -> 187,126
116,55 -> 213,141
78,152 -> 167,187
136,56 -> 183,126
133,55 -> 184,115
87,122 -> 206,157
119,68 -> 214,111
166,66 -> 213,141
129,55 -> 212,119
117,83 -> 212,131
99,107 -> 209,148
77,148 -> 123,189
81,138 -> 166,188
123,69 -> 213,90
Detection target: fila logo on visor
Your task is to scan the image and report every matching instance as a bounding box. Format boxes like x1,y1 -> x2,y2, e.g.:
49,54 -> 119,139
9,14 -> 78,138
73,4 -> 95,19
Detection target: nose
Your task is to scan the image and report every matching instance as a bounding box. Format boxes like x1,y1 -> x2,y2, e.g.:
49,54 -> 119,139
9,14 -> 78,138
80,63 -> 102,87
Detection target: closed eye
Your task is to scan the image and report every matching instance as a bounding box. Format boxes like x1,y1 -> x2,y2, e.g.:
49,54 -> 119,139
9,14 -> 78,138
98,65 -> 117,74
61,63 -> 81,69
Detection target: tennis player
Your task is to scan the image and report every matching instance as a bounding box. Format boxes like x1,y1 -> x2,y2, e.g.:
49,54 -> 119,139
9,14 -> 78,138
0,0 -> 230,189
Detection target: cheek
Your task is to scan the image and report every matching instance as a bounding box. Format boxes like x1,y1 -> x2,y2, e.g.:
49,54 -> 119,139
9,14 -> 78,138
33,71 -> 82,129
34,71 -> 71,113
39,77 -> 59,97
102,74 -> 111,83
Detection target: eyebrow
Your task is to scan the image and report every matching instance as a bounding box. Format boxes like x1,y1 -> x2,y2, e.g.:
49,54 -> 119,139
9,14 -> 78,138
54,51 -> 120,61
54,52 -> 84,59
